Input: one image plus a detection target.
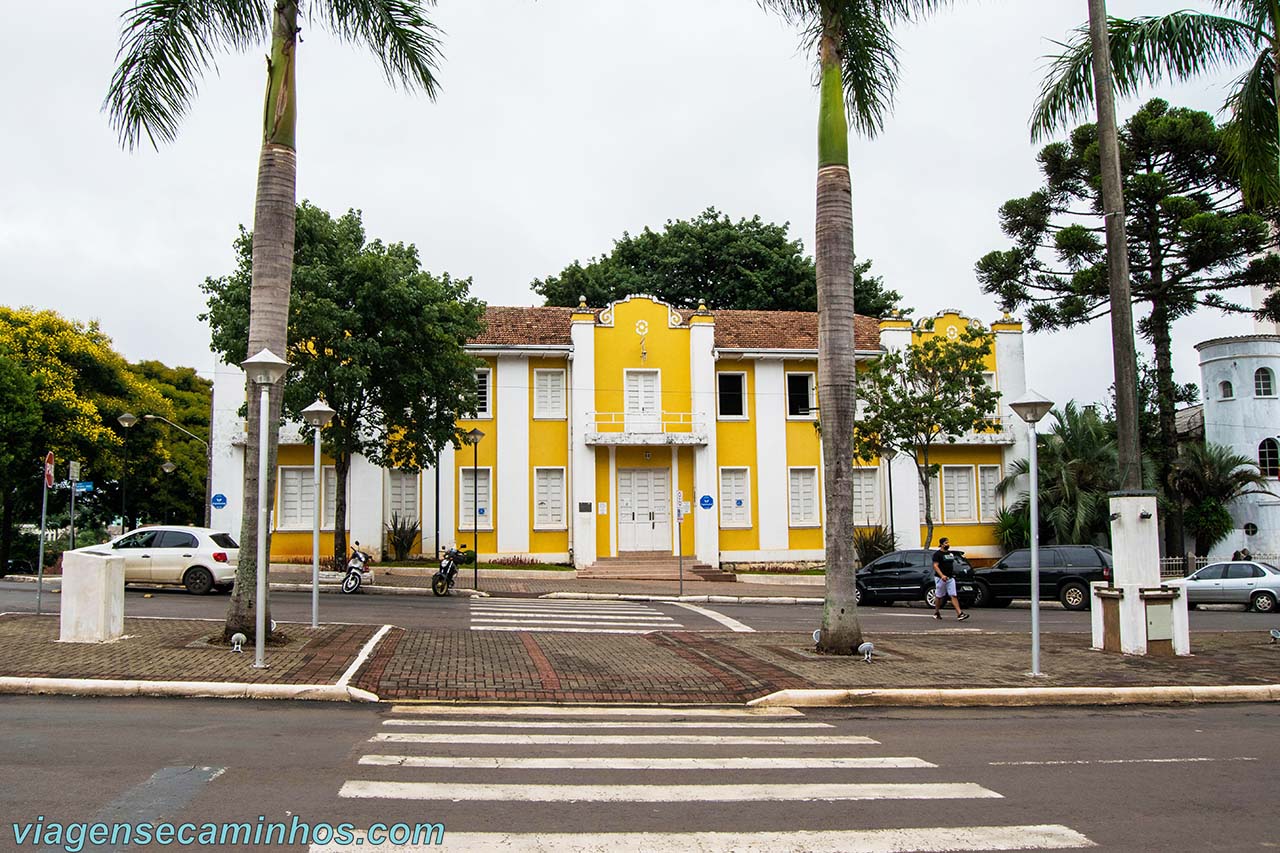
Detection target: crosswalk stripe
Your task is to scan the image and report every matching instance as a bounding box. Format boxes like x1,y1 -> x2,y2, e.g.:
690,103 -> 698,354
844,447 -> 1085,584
474,601 -> 658,609
470,614 -> 680,623
359,755 -> 936,769
310,825 -> 1094,853
371,733 -> 879,746
471,606 -> 665,615
386,704 -> 803,717
381,719 -> 833,729
471,625 -> 673,634
338,781 -> 1002,802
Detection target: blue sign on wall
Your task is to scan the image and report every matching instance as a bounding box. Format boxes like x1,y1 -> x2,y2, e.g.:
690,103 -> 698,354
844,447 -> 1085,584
74,481 -> 93,494
699,494 -> 714,510
211,493 -> 228,509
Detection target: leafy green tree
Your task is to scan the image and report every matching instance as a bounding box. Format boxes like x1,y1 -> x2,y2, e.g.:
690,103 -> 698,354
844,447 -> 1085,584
977,98 -> 1279,553
0,353 -> 41,560
203,202 -> 486,566
999,402 -> 1122,547
760,0 -> 948,655
0,308 -> 169,564
851,326 -> 1001,549
532,207 -> 902,316
1167,442 -> 1273,556
129,361 -> 213,527
105,0 -> 447,641
1030,3 -> 1280,210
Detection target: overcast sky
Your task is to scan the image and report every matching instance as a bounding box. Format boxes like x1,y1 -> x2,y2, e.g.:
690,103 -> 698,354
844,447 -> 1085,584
0,0 -> 1251,410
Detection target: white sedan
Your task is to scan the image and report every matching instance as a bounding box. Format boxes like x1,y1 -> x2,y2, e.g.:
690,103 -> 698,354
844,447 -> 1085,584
1184,561 -> 1280,613
72,526 -> 239,594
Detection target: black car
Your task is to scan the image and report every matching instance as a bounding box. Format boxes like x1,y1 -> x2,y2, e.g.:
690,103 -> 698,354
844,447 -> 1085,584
972,545 -> 1112,611
4,558 -> 33,575
856,549 -> 977,608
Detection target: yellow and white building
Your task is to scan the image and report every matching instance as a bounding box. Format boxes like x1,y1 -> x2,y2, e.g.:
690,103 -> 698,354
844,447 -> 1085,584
209,295 -> 1029,566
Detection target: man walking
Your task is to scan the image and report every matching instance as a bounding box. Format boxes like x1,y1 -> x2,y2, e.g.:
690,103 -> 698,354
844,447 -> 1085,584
932,537 -> 969,620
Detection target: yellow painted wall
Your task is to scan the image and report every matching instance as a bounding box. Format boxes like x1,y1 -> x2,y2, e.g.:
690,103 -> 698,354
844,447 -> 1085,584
784,361 -> 824,550
913,311 -> 998,374
595,448 -> 611,557
529,356 -> 570,554
715,360 -> 759,551
594,297 -> 692,430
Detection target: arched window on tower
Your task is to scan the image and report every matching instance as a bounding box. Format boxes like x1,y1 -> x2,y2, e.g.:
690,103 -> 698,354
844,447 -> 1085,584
1259,438 -> 1280,477
1220,380 -> 1234,399
1255,368 -> 1275,397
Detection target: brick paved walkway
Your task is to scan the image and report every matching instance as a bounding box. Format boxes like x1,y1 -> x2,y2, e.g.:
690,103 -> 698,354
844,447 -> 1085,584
0,615 -> 377,685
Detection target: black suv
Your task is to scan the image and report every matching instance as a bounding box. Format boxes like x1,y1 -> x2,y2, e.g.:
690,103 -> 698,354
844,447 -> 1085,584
856,549 -> 977,608
972,545 -> 1112,610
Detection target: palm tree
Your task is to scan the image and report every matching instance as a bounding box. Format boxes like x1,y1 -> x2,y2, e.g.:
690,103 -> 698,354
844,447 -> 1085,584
760,0 -> 948,654
1030,2 -> 1279,208
1167,442 -> 1273,555
1000,403 -> 1121,546
105,1 -> 444,640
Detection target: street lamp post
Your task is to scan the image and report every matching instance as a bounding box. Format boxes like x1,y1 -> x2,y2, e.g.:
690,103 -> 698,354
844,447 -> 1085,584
301,399 -> 336,630
1010,390 -> 1054,677
161,460 -> 177,524
143,414 -> 212,526
241,349 -> 290,669
466,427 -> 485,591
117,413 -> 137,532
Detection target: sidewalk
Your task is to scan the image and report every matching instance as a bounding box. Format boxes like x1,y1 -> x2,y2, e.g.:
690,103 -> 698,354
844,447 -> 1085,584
1,612 -> 1276,706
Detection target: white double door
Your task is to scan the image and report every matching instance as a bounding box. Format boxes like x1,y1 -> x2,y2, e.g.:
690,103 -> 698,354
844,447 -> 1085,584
617,468 -> 671,552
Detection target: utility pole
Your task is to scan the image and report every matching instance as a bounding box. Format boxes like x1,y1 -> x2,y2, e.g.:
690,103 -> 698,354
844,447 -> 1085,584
1087,0 -> 1143,490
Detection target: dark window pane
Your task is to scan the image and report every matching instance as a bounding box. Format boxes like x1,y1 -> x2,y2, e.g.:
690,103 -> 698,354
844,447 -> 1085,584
1227,564 -> 1263,579
787,375 -> 811,417
116,531 -> 157,549
718,373 -> 745,417
1195,565 -> 1225,580
211,533 -> 239,549
1001,550 -> 1031,569
156,531 -> 198,549
1260,439 -> 1279,476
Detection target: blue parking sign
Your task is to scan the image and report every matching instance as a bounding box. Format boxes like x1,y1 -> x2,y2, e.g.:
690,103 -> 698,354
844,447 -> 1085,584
211,493 -> 227,509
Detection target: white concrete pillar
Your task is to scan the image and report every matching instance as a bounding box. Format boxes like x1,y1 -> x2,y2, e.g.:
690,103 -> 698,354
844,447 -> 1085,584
888,454 -> 922,550
755,361 -> 788,552
348,454 -> 383,558
209,365 -> 247,535
690,319 -> 719,566
570,317 -> 597,567
59,551 -> 125,643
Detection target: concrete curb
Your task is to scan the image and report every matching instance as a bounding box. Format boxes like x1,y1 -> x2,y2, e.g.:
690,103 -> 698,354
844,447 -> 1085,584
0,676 -> 380,703
748,684 -> 1280,709
542,592 -> 824,605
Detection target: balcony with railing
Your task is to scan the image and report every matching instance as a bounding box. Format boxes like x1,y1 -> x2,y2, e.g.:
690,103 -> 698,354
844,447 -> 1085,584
584,411 -> 708,446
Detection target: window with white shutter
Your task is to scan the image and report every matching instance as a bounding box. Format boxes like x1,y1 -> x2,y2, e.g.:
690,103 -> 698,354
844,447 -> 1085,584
278,466 -> 335,530
474,369 -> 492,417
534,468 -> 565,528
533,370 -> 566,419
388,470 -> 419,523
788,467 -> 819,527
851,468 -> 880,523
942,466 -> 976,522
979,465 -> 1001,522
719,468 -> 750,527
918,471 -> 941,524
459,468 -> 493,530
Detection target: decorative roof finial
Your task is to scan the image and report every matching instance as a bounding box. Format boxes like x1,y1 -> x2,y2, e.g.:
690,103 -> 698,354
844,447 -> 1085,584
577,294 -> 587,309
698,298 -> 708,313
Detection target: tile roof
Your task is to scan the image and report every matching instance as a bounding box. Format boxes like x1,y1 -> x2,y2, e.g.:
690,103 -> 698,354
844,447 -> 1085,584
468,305 -> 881,351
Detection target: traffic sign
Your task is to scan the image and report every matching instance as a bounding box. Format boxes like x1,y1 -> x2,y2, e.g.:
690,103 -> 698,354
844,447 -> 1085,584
43,452 -> 54,488
68,461 -> 81,481
699,494 -> 714,510
211,493 -> 228,509
74,481 -> 93,493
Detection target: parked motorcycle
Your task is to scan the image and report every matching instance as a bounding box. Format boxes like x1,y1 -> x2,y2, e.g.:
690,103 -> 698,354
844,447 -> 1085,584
432,544 -> 467,596
341,541 -> 374,594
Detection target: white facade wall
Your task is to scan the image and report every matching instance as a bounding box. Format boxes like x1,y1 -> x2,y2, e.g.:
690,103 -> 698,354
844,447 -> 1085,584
1197,335 -> 1280,556
689,321 -> 719,566
495,356 -> 531,554
754,360 -> 789,555
569,317 -> 597,567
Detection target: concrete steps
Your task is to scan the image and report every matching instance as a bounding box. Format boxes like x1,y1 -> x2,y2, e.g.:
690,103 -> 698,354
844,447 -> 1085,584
579,552 -> 735,582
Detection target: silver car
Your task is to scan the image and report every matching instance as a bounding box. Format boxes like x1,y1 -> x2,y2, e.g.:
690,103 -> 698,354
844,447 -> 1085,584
71,526 -> 239,594
1184,561 -> 1280,613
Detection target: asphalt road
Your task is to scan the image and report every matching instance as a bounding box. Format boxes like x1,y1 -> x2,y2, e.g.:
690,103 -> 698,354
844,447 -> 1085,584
0,580 -> 1272,635
1,696 -> 1275,851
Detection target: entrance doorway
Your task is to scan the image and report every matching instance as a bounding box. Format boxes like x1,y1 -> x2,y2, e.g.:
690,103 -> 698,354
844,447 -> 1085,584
617,468 -> 671,551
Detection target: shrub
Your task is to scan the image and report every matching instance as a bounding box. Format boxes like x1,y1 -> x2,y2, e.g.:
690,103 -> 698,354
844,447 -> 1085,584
384,513 -> 421,562
852,525 -> 897,565
994,506 -> 1030,553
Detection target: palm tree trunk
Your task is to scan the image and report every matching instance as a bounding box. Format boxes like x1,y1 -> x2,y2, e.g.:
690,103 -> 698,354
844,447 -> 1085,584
225,1 -> 299,641
815,24 -> 862,655
1087,0 -> 1143,492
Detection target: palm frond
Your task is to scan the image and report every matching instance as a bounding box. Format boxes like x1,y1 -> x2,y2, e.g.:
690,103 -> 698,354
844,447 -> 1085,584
835,11 -> 900,137
104,0 -> 270,150
319,0 -> 444,96
1221,49 -> 1280,207
1031,12 -> 1260,142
